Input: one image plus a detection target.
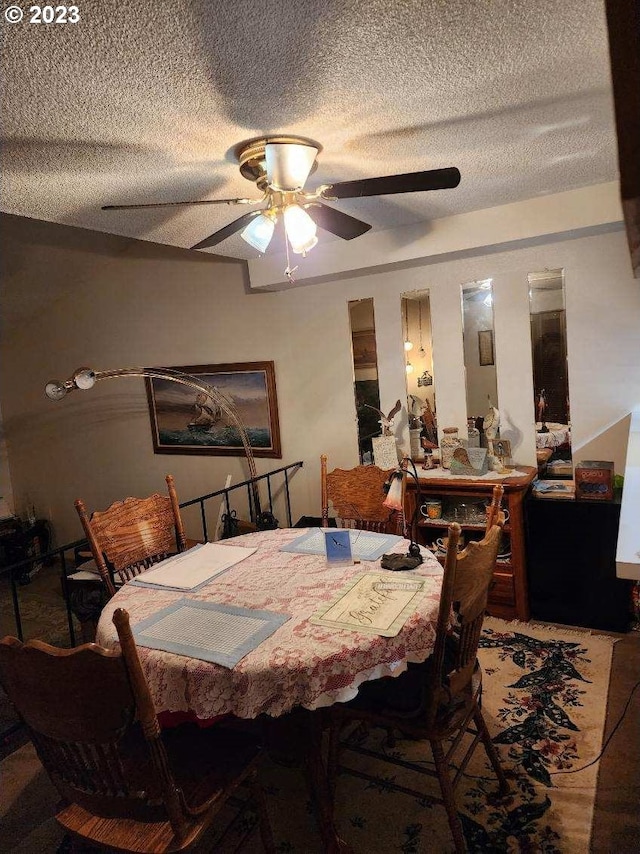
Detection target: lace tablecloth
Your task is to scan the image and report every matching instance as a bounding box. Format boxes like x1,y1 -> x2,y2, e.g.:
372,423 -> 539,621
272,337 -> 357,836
96,528 -> 443,720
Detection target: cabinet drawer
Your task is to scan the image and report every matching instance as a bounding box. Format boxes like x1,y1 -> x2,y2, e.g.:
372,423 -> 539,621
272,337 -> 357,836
489,571 -> 515,606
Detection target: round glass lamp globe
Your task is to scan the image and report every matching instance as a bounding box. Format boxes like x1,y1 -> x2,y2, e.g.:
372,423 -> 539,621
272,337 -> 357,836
45,381 -> 67,401
74,369 -> 97,390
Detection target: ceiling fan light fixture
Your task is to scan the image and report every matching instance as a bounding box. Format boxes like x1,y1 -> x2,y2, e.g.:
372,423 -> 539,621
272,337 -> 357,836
240,211 -> 276,253
265,142 -> 318,191
283,204 -> 318,255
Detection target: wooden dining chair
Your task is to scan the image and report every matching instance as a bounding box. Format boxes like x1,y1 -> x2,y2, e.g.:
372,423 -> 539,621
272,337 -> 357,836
75,474 -> 188,597
328,518 -> 509,854
320,454 -> 403,534
0,607 -> 275,854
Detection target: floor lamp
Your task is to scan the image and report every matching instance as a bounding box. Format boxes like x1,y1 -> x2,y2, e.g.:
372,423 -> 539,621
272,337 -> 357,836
45,365 -> 265,519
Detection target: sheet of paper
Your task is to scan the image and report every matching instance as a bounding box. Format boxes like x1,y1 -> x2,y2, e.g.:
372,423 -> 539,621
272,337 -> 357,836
131,542 -> 256,590
309,572 -> 426,637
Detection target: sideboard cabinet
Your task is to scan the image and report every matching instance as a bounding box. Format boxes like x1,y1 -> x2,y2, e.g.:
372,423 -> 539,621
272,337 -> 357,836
404,467 -> 536,621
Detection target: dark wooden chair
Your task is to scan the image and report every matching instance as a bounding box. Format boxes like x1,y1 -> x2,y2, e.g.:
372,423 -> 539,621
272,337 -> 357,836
0,608 -> 275,853
75,474 -> 188,597
328,513 -> 509,854
320,453 -> 403,534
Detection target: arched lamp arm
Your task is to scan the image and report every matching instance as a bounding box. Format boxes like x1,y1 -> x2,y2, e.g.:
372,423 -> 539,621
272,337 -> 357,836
45,365 -> 258,490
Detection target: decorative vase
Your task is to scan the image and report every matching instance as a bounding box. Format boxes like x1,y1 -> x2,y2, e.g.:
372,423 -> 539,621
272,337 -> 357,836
440,427 -> 462,470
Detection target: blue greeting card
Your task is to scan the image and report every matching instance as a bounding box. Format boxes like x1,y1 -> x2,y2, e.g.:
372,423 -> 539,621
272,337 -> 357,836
323,529 -> 354,565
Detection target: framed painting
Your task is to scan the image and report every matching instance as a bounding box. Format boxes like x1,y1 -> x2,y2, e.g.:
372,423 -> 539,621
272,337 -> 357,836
351,329 -> 378,370
146,362 -> 281,458
478,329 -> 495,366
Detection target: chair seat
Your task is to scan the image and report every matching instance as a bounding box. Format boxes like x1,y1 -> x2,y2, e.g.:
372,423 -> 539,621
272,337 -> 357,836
56,723 -> 264,853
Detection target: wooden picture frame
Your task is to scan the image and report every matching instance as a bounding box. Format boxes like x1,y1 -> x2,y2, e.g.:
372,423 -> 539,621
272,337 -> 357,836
478,329 -> 495,366
494,438 -> 512,460
351,329 -> 378,370
146,362 -> 281,458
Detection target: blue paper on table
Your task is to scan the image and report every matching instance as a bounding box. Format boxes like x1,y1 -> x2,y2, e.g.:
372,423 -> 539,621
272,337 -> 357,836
280,528 -> 403,561
132,598 -> 290,668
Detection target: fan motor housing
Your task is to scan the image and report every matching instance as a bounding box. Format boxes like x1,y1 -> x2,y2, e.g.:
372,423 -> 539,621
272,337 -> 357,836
235,135 -> 321,191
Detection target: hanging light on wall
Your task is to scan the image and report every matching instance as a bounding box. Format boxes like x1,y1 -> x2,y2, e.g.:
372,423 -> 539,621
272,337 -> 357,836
418,300 -> 426,358
403,300 -> 413,351
416,298 -> 432,384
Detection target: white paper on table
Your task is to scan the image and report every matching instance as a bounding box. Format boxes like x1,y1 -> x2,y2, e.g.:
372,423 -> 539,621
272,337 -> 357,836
133,542 -> 257,590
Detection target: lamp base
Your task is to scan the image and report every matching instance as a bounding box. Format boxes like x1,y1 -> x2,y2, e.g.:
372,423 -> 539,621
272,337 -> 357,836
380,552 -> 424,571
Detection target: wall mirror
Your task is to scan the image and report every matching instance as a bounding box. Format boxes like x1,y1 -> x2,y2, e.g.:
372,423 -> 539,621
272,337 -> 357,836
461,279 -> 498,447
401,290 -> 437,460
348,298 -> 381,463
528,269 -> 572,478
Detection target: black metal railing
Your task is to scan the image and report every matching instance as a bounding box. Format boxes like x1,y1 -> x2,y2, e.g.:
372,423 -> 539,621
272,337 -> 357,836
0,461 -> 304,648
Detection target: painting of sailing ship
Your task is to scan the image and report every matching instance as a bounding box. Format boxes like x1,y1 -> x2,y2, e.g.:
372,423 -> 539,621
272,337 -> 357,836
146,362 -> 281,457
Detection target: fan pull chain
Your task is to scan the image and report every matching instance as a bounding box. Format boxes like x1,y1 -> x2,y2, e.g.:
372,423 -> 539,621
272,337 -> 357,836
284,234 -> 298,283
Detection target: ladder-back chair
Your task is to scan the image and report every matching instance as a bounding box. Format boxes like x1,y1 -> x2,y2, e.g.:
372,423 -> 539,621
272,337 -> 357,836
75,474 -> 187,597
320,454 -> 403,535
328,514 -> 509,853
0,607 -> 274,853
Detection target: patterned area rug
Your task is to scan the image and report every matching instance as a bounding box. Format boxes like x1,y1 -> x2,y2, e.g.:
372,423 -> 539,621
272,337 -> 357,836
211,617 -> 615,853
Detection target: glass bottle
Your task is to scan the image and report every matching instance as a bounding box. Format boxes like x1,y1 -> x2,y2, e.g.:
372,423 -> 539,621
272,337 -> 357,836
440,427 -> 462,470
467,418 -> 480,448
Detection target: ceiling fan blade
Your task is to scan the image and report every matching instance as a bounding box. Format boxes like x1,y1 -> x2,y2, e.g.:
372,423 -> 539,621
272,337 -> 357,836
325,167 -> 461,199
102,197 -> 256,211
306,203 -> 372,240
191,210 -> 264,250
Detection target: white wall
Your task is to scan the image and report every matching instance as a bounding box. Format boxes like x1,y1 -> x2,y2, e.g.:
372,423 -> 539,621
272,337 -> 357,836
1,214 -> 639,547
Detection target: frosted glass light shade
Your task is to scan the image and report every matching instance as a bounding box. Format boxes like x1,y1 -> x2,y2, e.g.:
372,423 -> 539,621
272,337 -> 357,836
405,362 -> 414,374
73,368 -> 97,389
45,380 -> 67,400
404,339 -> 413,351
265,143 -> 317,191
283,205 -> 318,254
383,473 -> 404,511
240,213 -> 275,253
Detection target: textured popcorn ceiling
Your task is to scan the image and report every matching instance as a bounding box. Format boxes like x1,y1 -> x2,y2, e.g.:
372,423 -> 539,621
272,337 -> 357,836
0,0 -> 618,261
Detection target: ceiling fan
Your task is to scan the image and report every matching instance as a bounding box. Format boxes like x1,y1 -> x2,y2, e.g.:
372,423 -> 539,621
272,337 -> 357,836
103,135 -> 461,260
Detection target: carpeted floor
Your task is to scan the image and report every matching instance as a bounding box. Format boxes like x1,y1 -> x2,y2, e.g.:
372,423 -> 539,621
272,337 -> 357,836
1,618 -> 638,853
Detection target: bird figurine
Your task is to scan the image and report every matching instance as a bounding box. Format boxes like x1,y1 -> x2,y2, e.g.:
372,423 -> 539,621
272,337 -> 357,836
365,399 -> 402,436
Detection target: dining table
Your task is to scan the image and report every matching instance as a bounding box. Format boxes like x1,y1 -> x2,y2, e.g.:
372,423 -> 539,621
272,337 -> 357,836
96,526 -> 444,851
